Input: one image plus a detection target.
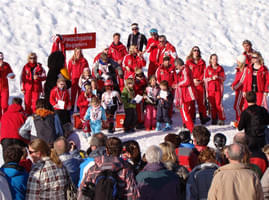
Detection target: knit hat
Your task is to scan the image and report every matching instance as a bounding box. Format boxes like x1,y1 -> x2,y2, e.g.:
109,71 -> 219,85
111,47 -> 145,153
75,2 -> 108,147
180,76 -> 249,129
237,55 -> 246,64
0,52 -> 3,60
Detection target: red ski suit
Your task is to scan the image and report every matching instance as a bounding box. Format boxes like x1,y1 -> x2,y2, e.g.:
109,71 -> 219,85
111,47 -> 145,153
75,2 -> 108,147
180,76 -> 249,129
68,57 -> 89,106
231,67 -> 248,121
243,64 -> 269,108
49,86 -> 71,110
204,65 -> 226,121
122,54 -> 146,80
0,62 -> 14,117
21,62 -> 46,114
173,65 -> 196,132
157,41 -> 177,66
186,58 -> 207,119
134,76 -> 147,124
146,38 -> 159,78
155,64 -> 174,87
77,92 -> 95,119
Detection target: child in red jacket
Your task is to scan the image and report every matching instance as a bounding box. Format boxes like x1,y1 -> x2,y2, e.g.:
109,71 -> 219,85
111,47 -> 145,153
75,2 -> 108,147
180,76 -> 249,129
49,77 -> 71,126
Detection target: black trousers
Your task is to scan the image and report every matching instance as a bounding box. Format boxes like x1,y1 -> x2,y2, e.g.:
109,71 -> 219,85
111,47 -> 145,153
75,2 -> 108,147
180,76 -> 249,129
123,108 -> 137,131
157,104 -> 171,124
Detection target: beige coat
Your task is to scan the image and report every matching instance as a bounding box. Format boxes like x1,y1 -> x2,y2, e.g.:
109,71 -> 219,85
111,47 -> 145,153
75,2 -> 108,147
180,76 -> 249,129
261,167 -> 269,199
208,163 -> 264,200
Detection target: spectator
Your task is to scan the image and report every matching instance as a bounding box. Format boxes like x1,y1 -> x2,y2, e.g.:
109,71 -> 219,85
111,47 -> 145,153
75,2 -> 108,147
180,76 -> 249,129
179,125 -> 211,171
0,52 -> 15,119
78,133 -> 107,187
122,140 -> 146,175
19,98 -> 63,147
136,145 -> 183,200
178,130 -> 194,148
127,23 -> 147,52
213,133 -> 228,165
67,48 -> 89,108
208,143 -> 263,200
261,165 -> 269,199
263,144 -> 269,162
21,52 -> 46,115
78,137 -> 139,199
1,145 -> 29,200
53,136 -> 82,186
238,91 -> 269,151
164,133 -> 181,148
159,142 -> 189,199
26,138 -> 69,199
0,171 -> 12,200
186,147 -> 219,200
0,97 -> 27,154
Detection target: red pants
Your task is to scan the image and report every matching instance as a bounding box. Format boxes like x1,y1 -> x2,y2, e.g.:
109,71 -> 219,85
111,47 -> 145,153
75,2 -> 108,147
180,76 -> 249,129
0,89 -> 9,119
144,104 -> 157,129
136,102 -> 144,124
71,80 -> 81,106
208,90 -> 225,121
234,90 -> 244,121
190,85 -> 207,119
180,101 -> 194,132
24,90 -> 40,115
148,62 -> 158,78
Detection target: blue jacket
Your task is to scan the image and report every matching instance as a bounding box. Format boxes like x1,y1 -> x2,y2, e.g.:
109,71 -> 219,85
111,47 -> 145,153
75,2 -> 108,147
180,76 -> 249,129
180,143 -> 195,149
186,162 -> 219,200
78,157 -> 95,187
1,162 -> 29,200
59,153 -> 82,186
136,162 -> 182,200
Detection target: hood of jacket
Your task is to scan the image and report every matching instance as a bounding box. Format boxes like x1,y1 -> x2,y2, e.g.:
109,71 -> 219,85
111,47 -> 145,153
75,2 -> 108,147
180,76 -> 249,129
7,104 -> 24,113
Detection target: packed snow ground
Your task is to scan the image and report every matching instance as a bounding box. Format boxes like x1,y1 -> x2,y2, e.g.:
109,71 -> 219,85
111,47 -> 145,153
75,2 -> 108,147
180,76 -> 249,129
0,0 -> 269,164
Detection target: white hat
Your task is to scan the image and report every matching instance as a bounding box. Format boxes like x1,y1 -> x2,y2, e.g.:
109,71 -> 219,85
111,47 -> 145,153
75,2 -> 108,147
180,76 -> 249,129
237,54 -> 246,64
131,23 -> 139,30
0,52 -> 3,60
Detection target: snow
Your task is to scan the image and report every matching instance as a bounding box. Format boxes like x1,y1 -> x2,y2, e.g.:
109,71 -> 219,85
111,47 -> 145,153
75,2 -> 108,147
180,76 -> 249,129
0,0 -> 269,164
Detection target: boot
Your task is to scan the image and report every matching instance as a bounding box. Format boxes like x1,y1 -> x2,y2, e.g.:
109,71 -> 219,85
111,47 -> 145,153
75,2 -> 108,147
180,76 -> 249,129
156,122 -> 162,131
217,120 -> 225,126
211,119 -> 218,125
200,113 -> 210,125
163,123 -> 172,131
108,122 -> 115,133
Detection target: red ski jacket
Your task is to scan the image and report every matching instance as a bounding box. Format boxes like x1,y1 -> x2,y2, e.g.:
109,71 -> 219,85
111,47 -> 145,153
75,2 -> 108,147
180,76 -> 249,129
68,57 -> 89,82
49,86 -> 71,110
157,41 -> 177,65
146,38 -> 159,63
122,54 -> 146,80
108,42 -> 128,63
186,58 -> 206,84
21,62 -> 46,92
155,64 -> 174,87
231,67 -> 248,91
204,64 -> 226,93
0,62 -> 14,91
243,65 -> 269,93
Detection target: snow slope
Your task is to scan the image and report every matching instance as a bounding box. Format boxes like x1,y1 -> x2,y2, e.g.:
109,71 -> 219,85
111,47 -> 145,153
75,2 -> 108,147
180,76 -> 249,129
0,0 -> 269,163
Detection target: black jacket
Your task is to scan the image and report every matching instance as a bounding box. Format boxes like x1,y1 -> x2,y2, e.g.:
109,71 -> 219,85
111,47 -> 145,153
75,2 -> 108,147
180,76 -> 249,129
127,32 -> 147,52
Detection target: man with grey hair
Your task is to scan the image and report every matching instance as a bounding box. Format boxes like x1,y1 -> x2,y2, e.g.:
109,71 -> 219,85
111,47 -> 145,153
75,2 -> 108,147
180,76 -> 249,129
233,132 -> 249,146
136,145 -> 183,200
208,143 -> 263,200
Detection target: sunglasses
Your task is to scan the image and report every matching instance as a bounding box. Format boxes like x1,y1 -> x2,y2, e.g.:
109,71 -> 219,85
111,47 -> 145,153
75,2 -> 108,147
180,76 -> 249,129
132,28 -> 138,31
252,56 -> 258,59
136,73 -> 143,77
29,57 -> 36,60
193,49 -> 199,52
159,40 -> 165,43
29,150 -> 37,154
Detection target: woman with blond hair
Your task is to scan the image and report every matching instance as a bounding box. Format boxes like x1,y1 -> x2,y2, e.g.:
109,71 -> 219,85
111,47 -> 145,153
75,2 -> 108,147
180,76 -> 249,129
122,45 -> 146,80
186,46 -> 210,125
26,138 -> 69,199
21,52 -> 46,115
68,48 -> 89,108
231,55 -> 248,126
243,51 -> 269,108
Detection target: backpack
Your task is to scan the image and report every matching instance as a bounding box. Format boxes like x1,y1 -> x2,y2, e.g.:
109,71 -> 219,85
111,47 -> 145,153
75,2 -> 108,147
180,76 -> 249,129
82,169 -> 121,200
246,109 -> 266,137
